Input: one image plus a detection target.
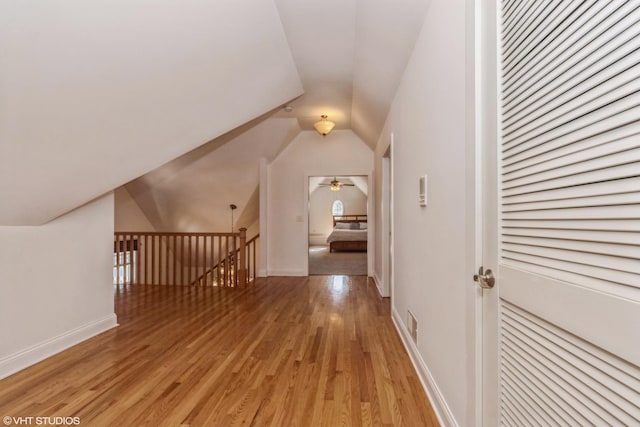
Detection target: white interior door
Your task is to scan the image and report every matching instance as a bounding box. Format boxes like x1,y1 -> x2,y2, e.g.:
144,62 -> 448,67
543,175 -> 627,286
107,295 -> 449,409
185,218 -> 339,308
482,1 -> 640,425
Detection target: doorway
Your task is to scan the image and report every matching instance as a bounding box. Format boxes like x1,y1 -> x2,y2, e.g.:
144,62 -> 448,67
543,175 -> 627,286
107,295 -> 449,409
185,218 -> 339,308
307,175 -> 368,276
381,144 -> 393,298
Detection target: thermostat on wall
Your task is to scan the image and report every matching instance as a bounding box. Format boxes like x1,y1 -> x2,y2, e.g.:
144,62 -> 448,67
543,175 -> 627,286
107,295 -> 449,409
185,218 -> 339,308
419,175 -> 427,206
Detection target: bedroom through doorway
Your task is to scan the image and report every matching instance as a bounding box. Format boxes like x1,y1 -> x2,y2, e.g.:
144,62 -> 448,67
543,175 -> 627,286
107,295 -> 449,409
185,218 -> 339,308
308,175 -> 368,276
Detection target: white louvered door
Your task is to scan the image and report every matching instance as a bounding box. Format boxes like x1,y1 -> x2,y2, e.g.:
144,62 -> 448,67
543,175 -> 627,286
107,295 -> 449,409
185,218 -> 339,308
486,1 -> 640,425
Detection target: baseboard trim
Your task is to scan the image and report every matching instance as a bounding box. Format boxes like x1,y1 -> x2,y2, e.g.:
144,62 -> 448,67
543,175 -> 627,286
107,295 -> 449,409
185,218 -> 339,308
391,307 -> 457,427
267,269 -> 306,277
258,268 -> 267,278
0,314 -> 118,380
372,272 -> 386,297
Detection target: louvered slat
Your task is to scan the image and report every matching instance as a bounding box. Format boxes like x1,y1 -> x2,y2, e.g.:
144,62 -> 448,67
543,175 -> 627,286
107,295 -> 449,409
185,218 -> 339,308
505,305 -> 640,403
502,0 -> 537,40
502,235 -> 640,259
503,106 -> 640,167
503,2 -> 637,108
504,93 -> 640,157
502,1 -> 595,95
503,192 -> 640,213
502,204 -> 640,221
503,2 -> 617,99
502,163 -> 640,197
502,338 -> 601,424
499,3 -> 640,423
501,249 -> 639,287
503,332 -> 627,426
503,148 -> 640,190
501,301 -> 640,426
503,130 -> 640,180
503,177 -> 640,207
503,323 -> 639,424
501,369 -> 559,426
502,1 -> 553,55
502,228 -> 640,246
502,353 -> 588,426
505,34 -> 640,139
502,363 -> 574,426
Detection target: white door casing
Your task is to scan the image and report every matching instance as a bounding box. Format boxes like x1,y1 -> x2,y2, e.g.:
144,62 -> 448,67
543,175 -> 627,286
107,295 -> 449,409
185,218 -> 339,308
382,141 -> 393,299
482,1 -> 640,425
478,0 -> 500,425
303,170 -> 374,276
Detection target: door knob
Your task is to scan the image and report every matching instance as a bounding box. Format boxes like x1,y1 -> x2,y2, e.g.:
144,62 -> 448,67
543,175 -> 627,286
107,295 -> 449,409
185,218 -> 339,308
473,267 -> 495,289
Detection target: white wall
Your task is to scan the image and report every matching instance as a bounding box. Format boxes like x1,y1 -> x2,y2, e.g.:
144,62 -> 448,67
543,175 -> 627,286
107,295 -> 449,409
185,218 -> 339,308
309,184 -> 367,245
267,130 -> 373,275
0,0 -> 302,226
114,187 -> 156,232
373,0 -> 476,425
124,117 -> 301,234
0,194 -> 117,379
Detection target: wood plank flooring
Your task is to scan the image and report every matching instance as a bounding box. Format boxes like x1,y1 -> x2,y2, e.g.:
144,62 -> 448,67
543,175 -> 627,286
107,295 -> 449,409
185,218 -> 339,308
0,276 -> 439,426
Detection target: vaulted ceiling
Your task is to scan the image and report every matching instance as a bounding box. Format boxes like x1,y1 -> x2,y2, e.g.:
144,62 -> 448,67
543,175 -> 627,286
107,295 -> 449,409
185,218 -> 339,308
123,1 -> 429,233
122,0 -> 430,232
272,0 -> 430,147
1,0 -> 429,227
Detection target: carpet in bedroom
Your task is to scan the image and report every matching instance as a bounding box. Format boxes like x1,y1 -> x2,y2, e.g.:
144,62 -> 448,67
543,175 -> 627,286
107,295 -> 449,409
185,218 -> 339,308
308,245 -> 367,276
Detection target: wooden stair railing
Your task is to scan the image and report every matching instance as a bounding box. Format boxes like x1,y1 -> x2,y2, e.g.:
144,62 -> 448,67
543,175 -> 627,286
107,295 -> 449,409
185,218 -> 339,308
113,228 -> 257,287
193,233 -> 259,287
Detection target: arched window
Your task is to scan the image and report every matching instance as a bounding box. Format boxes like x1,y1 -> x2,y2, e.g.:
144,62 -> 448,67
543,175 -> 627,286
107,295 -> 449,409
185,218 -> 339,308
332,200 -> 344,216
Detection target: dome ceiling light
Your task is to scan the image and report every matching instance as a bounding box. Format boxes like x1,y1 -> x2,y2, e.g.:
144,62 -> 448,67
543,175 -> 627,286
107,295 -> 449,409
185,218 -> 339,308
313,115 -> 335,136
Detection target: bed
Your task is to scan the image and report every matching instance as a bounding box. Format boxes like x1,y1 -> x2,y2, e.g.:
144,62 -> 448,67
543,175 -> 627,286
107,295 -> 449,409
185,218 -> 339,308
327,215 -> 368,252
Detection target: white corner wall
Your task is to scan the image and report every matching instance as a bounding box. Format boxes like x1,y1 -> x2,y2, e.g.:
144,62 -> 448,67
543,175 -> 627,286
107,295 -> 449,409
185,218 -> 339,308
373,0 -> 476,425
114,187 -> 157,232
0,193 -> 117,379
267,130 -> 373,276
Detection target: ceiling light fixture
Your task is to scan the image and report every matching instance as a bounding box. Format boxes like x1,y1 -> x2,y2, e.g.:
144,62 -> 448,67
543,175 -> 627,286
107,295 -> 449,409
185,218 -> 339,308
314,115 -> 335,136
319,177 -> 355,192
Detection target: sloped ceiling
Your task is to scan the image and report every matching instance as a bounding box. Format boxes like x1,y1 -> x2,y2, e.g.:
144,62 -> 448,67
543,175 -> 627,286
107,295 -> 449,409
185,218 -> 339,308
309,176 -> 368,196
273,0 -> 430,147
125,117 -> 300,233
2,0 -> 430,229
119,1 -> 429,233
0,0 -> 302,225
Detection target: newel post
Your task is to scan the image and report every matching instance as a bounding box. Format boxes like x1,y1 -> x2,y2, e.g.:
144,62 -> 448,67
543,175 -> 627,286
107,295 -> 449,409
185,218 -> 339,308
238,228 -> 247,286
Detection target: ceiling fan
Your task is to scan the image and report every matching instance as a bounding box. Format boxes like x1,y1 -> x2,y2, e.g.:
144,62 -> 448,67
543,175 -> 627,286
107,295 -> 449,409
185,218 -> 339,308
318,177 -> 355,192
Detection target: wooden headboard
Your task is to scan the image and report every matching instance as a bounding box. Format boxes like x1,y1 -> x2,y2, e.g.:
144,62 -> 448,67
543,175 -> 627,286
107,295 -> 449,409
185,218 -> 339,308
333,215 -> 367,226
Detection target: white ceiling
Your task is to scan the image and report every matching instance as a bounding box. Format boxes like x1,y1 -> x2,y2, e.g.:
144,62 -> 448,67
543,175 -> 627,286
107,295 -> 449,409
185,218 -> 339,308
2,0 -> 428,226
125,118 -> 300,232
273,0 -> 430,146
118,1 -> 430,231
0,0 -> 303,225
309,176 -> 368,196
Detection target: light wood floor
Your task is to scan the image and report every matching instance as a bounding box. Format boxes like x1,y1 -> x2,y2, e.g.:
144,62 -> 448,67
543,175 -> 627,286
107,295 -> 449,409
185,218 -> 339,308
0,276 -> 439,426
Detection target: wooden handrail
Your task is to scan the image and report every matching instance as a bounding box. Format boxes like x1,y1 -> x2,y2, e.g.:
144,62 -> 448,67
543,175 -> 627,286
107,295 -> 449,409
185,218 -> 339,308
113,230 -> 258,287
116,231 -> 239,237
192,233 -> 260,287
